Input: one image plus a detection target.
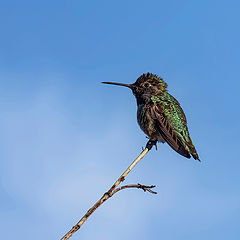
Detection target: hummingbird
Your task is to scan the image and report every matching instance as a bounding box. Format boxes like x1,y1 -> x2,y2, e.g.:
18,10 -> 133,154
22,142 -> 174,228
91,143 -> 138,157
102,73 -> 200,161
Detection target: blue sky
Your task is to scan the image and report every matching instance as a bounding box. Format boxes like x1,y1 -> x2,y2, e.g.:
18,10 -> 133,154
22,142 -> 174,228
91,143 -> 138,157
0,0 -> 240,239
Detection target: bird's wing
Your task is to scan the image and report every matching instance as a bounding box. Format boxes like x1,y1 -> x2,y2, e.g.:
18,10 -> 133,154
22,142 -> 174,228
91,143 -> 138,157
150,103 -> 191,159
150,93 -> 199,160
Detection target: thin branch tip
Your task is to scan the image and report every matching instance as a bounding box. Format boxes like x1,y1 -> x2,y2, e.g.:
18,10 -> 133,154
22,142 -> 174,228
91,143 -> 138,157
112,183 -> 157,195
137,184 -> 157,194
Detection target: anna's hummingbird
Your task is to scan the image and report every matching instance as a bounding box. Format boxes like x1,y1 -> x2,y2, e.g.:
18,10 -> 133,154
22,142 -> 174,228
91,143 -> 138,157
102,72 -> 200,161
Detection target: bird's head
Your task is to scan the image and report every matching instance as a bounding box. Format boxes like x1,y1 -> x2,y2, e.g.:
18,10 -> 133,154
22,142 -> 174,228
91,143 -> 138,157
102,73 -> 168,104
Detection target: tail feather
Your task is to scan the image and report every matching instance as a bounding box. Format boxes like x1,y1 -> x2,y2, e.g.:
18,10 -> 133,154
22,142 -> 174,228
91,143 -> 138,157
190,147 -> 200,161
185,142 -> 200,161
177,144 -> 191,159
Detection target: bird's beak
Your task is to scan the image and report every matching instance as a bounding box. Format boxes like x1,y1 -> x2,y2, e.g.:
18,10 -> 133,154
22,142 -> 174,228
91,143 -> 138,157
102,81 -> 133,89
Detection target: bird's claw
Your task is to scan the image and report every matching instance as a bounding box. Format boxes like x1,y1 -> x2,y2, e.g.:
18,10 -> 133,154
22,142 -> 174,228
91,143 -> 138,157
146,139 -> 158,151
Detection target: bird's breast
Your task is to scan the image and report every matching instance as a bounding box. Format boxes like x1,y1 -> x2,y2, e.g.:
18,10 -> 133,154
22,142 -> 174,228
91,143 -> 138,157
137,104 -> 164,142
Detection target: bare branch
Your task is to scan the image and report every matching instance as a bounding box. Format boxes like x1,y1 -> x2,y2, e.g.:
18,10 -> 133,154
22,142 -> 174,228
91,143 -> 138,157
60,139 -> 157,240
111,184 -> 157,195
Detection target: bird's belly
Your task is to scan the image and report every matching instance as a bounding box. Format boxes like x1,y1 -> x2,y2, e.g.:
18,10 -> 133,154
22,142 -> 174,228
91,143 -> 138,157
137,104 -> 165,143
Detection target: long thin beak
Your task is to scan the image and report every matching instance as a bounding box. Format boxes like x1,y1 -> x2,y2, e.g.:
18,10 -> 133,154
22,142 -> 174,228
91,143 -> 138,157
102,81 -> 132,89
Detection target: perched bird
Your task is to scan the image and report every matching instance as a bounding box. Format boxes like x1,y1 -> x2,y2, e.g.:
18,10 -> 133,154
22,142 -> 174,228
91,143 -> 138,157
102,73 -> 200,161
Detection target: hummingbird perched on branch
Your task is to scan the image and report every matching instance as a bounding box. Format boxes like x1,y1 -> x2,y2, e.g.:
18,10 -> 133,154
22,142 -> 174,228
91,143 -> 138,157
102,73 -> 200,161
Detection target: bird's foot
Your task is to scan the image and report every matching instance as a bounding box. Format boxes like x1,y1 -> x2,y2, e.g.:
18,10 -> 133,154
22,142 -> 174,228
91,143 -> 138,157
145,136 -> 157,150
146,139 -> 158,151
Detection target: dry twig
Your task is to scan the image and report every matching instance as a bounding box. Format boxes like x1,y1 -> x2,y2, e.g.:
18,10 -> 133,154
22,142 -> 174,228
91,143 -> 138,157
112,184 -> 157,195
61,140 -> 157,240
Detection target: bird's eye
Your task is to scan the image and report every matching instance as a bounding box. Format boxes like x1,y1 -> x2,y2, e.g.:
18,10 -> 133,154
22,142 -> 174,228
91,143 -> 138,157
144,83 -> 150,88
